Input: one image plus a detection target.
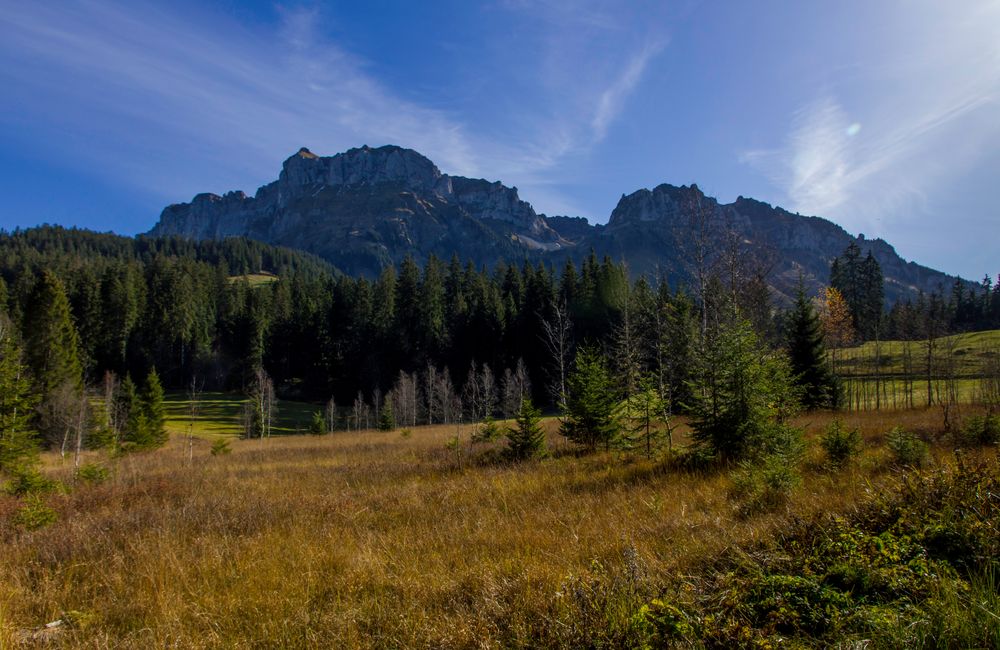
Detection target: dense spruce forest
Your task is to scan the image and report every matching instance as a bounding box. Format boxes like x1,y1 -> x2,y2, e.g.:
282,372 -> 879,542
1,225 -> 999,437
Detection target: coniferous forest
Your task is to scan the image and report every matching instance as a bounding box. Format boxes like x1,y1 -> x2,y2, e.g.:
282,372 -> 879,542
2,226 -> 1000,440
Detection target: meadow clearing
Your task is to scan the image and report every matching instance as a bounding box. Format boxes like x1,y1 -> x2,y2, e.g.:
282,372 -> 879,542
1,402 -> 997,648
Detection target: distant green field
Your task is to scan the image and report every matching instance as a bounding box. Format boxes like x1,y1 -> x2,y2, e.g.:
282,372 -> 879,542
835,329 -> 1000,378
163,391 -> 317,439
227,272 -> 279,287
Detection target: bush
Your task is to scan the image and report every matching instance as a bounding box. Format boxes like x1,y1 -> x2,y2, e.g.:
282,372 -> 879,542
13,494 -> 58,531
505,399 -> 546,461
309,410 -> 326,435
471,417 -> 501,444
399,428 -> 412,439
2,466 -> 57,496
76,463 -> 110,484
959,414 -> 1000,447
886,427 -> 929,467
820,420 -> 861,468
210,438 -> 232,456
730,453 -> 801,515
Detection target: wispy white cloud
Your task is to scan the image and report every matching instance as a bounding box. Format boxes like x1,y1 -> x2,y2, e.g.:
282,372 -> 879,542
592,41 -> 664,142
485,1 -> 670,185
742,0 -> 1000,240
0,0 -> 671,225
0,1 -> 479,209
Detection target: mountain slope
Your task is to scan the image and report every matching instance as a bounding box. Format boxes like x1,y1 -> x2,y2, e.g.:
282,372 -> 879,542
581,184 -> 954,304
150,145 -> 965,302
151,145 -> 568,277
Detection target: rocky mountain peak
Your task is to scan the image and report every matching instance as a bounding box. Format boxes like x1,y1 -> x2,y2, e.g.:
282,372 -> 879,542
607,182 -> 713,227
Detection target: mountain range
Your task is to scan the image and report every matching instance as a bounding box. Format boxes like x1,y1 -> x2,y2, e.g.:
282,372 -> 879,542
150,144 -> 960,304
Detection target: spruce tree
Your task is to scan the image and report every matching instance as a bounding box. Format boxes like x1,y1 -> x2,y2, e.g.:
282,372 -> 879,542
688,317 -> 800,461
506,398 -> 545,460
0,319 -> 39,474
309,410 -> 326,435
140,368 -> 167,448
25,270 -> 83,397
560,347 -> 619,451
378,401 -> 395,431
617,376 -> 666,458
118,374 -> 143,449
787,283 -> 839,409
25,270 -> 84,444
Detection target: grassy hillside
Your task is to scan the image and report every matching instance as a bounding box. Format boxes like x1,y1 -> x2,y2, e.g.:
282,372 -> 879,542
835,329 -> 1000,377
1,409 -> 997,647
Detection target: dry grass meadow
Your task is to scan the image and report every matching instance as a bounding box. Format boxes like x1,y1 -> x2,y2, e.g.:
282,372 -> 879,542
0,408 -> 995,648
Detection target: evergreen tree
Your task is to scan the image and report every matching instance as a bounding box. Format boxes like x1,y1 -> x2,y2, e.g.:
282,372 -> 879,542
378,401 -> 395,431
506,398 -> 545,460
688,317 -> 800,461
786,282 -> 839,409
116,374 -> 140,448
24,270 -> 84,444
309,410 -> 326,435
0,318 -> 39,474
140,368 -> 167,448
24,270 -> 83,397
617,376 -> 666,458
830,242 -> 884,340
560,347 -> 620,451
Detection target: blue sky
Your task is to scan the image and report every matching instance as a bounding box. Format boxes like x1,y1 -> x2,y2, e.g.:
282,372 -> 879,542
1,0 -> 998,280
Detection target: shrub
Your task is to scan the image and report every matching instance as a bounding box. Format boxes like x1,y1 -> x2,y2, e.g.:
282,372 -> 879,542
471,417 -> 501,444
210,438 -> 232,456
820,419 -> 861,468
730,453 -> 801,515
378,403 -> 395,431
399,428 -> 412,439
76,463 -> 110,484
505,399 -> 546,460
2,466 -> 57,496
13,494 -> 57,531
309,410 -> 326,435
959,414 -> 1000,447
886,427 -> 928,467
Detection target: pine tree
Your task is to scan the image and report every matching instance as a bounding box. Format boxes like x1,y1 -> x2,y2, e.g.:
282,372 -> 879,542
506,398 -> 545,460
787,282 -> 839,409
140,368 -> 167,448
0,318 -> 39,474
25,270 -> 84,444
378,401 -> 395,431
116,374 -> 140,448
617,376 -> 666,458
560,347 -> 620,451
309,410 -> 326,435
25,270 -> 83,397
688,317 -> 800,461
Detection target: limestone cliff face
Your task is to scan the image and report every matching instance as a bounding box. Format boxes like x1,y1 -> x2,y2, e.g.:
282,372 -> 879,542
591,184 -> 958,304
151,145 -> 961,301
151,145 -> 564,275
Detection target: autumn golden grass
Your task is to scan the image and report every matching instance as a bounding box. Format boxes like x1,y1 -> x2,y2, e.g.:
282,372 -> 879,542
0,408 -> 993,648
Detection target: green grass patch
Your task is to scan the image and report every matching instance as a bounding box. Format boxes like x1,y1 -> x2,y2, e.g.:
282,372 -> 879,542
227,272 -> 279,287
835,329 -> 1000,378
164,391 -> 317,439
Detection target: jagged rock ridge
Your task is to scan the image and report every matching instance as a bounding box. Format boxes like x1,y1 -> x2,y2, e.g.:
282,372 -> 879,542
151,145 -> 962,302
151,145 -> 568,276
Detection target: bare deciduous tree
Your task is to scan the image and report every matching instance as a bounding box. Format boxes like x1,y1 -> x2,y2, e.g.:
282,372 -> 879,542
541,301 -> 572,410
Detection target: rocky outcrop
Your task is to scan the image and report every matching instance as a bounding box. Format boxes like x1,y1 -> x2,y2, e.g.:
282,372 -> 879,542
151,145 -> 565,275
587,183 -> 960,304
151,145 -> 963,302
